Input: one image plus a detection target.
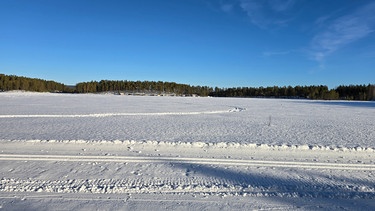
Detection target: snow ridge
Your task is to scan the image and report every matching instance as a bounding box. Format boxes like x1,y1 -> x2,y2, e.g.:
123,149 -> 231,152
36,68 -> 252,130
6,139 -> 374,153
1,177 -> 374,199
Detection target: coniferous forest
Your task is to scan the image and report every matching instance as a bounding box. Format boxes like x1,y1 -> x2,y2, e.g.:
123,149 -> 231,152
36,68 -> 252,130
1,73 -> 374,101
0,74 -> 72,93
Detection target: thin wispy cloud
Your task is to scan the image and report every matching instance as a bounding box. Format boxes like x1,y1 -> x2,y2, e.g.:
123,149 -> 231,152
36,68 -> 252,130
314,15 -> 331,27
268,0 -> 296,12
237,0 -> 296,29
220,3 -> 233,13
238,0 -> 265,27
310,2 -> 375,63
216,0 -> 297,28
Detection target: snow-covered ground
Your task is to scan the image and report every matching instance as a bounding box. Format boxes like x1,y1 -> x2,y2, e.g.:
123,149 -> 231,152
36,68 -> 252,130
0,92 -> 374,210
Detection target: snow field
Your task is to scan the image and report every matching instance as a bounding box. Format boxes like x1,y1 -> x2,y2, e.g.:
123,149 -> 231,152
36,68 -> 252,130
0,92 -> 375,210
1,92 -> 374,147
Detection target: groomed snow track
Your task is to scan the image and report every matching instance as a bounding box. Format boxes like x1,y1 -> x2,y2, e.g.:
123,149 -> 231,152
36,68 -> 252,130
0,153 -> 374,171
0,107 -> 246,118
1,140 -> 374,203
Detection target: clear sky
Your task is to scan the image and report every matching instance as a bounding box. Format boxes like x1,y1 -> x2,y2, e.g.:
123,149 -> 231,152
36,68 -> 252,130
1,0 -> 374,88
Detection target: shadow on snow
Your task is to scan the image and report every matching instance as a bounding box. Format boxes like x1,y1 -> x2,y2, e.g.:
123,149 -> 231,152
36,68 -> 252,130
300,100 -> 375,108
171,162 -> 375,209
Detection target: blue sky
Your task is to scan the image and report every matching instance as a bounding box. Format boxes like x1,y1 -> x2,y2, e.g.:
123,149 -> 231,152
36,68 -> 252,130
1,0 -> 374,88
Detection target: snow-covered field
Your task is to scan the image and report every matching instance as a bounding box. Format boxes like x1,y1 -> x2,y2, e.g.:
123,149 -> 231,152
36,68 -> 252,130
0,92 -> 374,210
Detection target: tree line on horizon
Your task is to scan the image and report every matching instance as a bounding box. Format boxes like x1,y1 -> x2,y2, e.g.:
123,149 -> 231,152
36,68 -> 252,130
1,73 -> 374,101
75,80 -> 213,96
74,80 -> 375,101
0,74 -> 72,93
211,84 -> 375,101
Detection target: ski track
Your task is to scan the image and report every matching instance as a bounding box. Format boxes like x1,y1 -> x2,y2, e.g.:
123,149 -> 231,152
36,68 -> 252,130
1,144 -> 375,200
0,107 -> 246,118
0,154 -> 374,171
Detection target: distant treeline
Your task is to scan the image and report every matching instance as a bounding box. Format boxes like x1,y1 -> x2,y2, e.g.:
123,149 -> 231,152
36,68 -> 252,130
1,73 -> 374,100
74,80 -> 375,100
0,74 -> 72,92
211,85 -> 375,101
75,80 -> 213,96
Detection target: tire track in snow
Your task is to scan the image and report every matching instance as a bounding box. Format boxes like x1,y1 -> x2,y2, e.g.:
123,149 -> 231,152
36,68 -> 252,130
0,154 -> 374,171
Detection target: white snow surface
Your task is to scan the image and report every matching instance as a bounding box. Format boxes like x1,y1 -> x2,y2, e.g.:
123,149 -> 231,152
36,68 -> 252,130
1,91 -> 374,147
0,92 -> 375,210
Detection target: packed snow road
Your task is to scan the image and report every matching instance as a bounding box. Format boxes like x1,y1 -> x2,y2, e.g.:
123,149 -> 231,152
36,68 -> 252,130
0,92 -> 374,210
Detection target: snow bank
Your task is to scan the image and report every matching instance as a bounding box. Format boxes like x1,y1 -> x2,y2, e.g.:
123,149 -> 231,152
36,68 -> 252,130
5,139 -> 374,153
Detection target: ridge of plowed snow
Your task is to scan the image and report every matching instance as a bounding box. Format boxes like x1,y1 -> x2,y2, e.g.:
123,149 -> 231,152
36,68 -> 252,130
3,139 -> 374,153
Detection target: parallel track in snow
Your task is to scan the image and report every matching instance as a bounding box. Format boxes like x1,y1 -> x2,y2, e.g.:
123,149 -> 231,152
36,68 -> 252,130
1,154 -> 374,171
0,110 -> 243,118
0,107 -> 246,118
